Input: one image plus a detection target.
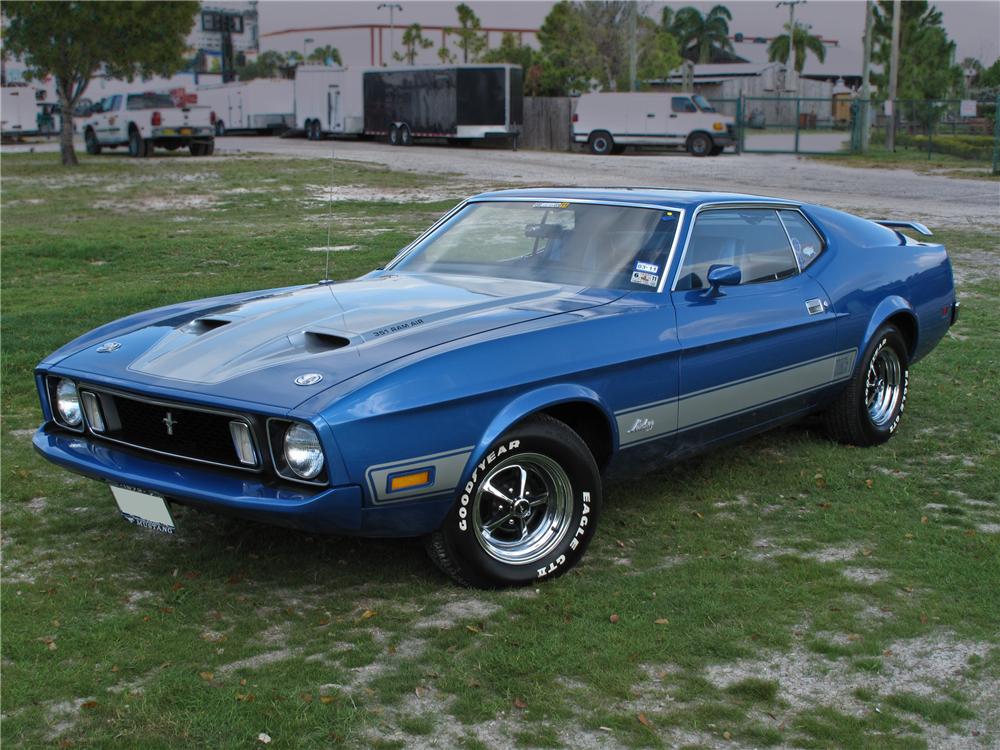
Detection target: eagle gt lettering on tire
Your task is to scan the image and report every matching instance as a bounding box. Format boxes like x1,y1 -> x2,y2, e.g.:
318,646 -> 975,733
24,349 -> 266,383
426,414 -> 602,587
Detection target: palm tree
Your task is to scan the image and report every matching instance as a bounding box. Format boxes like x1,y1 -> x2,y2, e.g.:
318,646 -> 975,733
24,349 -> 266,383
670,5 -> 734,64
767,22 -> 826,73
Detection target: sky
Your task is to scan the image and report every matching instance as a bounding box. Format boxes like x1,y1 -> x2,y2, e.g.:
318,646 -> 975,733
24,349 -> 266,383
256,0 -> 1000,66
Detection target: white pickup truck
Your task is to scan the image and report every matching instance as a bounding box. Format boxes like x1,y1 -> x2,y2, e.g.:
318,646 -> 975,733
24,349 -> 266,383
573,91 -> 736,156
81,91 -> 215,157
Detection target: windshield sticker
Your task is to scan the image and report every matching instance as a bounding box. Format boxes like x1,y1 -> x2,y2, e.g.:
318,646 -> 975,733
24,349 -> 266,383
634,261 -> 659,274
631,270 -> 659,287
532,202 -> 571,209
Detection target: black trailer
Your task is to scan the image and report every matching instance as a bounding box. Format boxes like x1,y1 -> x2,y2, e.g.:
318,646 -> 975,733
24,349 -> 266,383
362,65 -> 522,148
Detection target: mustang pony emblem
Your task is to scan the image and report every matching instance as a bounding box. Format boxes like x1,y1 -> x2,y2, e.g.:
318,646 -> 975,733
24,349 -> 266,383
162,412 -> 178,436
96,341 -> 122,353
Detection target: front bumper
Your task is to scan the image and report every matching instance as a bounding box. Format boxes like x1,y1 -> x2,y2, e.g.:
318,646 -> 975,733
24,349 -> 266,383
33,425 -> 363,534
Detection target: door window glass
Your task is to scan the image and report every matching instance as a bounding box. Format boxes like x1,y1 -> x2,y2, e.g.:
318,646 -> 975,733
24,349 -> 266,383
675,209 -> 799,290
671,97 -> 697,114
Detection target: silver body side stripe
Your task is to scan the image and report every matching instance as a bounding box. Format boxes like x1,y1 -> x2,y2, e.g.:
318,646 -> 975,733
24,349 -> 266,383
617,349 -> 857,449
366,446 -> 474,504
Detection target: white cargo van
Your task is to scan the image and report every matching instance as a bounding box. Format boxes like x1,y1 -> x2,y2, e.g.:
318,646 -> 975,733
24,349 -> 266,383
294,66 -> 364,140
197,79 -> 295,135
1,85 -> 41,137
573,92 -> 735,156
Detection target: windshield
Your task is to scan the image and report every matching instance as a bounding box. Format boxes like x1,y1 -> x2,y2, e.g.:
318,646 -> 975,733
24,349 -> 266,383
126,93 -> 177,110
693,94 -> 717,113
393,201 -> 680,290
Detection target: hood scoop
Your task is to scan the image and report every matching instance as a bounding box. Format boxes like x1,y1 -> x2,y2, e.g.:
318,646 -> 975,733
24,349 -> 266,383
301,331 -> 351,353
182,317 -> 232,335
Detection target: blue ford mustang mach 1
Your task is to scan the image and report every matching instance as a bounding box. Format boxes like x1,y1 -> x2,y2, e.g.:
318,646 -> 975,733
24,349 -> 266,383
33,188 -> 958,587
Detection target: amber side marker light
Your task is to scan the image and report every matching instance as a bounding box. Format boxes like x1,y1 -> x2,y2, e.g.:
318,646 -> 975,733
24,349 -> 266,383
389,469 -> 433,493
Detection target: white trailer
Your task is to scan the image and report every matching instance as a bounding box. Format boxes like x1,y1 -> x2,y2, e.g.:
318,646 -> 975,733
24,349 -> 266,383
294,66 -> 364,140
196,79 -> 295,136
1,85 -> 41,137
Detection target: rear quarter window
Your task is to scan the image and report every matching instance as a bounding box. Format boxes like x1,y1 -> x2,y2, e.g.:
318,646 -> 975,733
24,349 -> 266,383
779,210 -> 825,269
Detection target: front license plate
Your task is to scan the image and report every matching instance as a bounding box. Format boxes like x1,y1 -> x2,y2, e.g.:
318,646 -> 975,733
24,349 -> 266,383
180,128 -> 192,135
110,485 -> 175,534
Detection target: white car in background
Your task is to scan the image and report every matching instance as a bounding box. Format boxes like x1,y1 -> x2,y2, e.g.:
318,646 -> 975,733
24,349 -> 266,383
573,91 -> 736,156
82,91 -> 215,157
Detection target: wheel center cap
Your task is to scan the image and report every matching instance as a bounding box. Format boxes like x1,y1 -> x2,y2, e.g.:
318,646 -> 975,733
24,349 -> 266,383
512,499 -> 531,518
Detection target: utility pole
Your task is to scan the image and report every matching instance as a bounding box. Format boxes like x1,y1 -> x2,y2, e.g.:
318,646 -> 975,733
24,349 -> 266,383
377,3 -> 403,66
628,3 -> 637,91
860,0 -> 873,152
776,1 -> 805,91
886,0 -> 901,150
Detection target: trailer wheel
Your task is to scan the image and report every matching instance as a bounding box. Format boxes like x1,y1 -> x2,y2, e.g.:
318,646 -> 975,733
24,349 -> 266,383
215,120 -> 226,137
399,124 -> 413,146
388,124 -> 400,146
588,131 -> 614,155
311,121 -> 323,141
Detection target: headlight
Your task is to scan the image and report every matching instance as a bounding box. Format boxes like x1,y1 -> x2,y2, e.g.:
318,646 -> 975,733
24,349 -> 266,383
283,423 -> 325,480
55,379 -> 83,427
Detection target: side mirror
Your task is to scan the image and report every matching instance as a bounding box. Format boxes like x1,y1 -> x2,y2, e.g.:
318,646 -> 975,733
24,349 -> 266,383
705,264 -> 741,296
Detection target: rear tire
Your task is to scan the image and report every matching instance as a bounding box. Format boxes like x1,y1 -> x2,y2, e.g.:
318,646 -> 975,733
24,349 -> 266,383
588,130 -> 614,155
128,128 -> 150,158
687,132 -> 712,156
399,124 -> 413,146
823,325 -> 909,446
84,128 -> 101,155
425,415 -> 602,588
388,124 -> 400,146
311,120 -> 322,141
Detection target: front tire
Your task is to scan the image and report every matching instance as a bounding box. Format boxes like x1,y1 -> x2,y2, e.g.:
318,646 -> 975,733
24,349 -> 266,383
824,325 -> 909,446
84,128 -> 101,155
128,128 -> 151,158
426,415 -> 602,588
687,132 -> 712,156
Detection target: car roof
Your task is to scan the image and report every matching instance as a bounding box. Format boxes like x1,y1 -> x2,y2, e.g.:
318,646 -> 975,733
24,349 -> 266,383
469,187 -> 801,211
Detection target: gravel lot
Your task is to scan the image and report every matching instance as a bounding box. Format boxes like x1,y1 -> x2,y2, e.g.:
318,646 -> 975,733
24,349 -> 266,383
6,135 -> 998,229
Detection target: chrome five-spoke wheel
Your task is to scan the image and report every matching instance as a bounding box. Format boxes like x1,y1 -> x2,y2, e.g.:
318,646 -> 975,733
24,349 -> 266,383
472,453 -> 573,565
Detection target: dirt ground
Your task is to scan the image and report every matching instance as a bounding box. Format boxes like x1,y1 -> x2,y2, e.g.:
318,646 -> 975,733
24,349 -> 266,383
6,135 -> 998,230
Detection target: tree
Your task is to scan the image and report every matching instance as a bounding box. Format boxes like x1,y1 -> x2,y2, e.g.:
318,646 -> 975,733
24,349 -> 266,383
767,22 -> 826,73
394,24 -> 433,65
481,31 -> 534,71
307,45 -> 343,66
670,5 -> 734,64
978,58 -> 1000,90
450,3 -> 487,63
636,17 -> 681,87
872,0 -> 962,101
438,46 -> 457,64
236,51 -> 290,81
3,2 -> 199,166
534,1 -> 600,95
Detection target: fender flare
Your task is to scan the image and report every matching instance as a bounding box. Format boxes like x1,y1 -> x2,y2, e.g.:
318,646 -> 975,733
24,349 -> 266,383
460,384 -> 618,488
860,295 -> 918,365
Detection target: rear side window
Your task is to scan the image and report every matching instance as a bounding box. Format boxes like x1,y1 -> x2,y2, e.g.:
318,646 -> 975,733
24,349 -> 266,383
675,208 -> 799,290
778,210 -> 824,270
127,93 -> 177,110
671,97 -> 696,114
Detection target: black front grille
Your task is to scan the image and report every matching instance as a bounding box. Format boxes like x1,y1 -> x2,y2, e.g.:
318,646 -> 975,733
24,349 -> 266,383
94,390 -> 257,470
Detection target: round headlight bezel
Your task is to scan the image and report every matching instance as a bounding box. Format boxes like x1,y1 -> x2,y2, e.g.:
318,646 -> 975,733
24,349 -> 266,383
282,422 -> 325,481
55,378 -> 83,428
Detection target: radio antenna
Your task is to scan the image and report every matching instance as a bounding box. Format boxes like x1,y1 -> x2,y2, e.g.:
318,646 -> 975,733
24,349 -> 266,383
322,141 -> 335,283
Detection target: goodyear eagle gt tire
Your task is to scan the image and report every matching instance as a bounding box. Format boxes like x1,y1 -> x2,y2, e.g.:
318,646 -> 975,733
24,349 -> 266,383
824,325 -> 909,446
426,415 -> 602,588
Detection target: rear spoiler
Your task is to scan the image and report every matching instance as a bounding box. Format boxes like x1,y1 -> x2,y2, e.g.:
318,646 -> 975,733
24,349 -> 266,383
873,220 -> 933,237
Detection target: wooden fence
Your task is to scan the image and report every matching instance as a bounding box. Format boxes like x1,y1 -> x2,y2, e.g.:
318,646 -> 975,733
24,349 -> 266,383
520,97 -> 573,152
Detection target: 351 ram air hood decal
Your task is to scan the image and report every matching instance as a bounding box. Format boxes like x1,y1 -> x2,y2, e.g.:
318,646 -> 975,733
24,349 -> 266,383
55,273 -> 617,408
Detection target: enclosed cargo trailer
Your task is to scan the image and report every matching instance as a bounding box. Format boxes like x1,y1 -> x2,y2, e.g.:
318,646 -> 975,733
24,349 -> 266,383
1,86 -> 42,138
196,79 -> 295,135
294,64 -> 522,147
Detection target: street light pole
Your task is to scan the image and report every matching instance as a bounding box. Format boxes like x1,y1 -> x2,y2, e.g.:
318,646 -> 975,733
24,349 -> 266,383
886,0 -> 901,151
377,3 -> 403,66
860,0 -> 873,153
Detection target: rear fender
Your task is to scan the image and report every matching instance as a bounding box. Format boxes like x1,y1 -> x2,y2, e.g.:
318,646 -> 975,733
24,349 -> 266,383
861,296 -> 918,365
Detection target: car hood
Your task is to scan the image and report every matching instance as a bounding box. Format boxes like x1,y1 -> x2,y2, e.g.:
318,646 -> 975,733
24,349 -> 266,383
50,273 -> 619,410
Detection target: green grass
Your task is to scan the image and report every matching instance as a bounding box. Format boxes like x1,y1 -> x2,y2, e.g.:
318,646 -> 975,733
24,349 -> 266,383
812,143 -> 999,180
2,151 -> 999,749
